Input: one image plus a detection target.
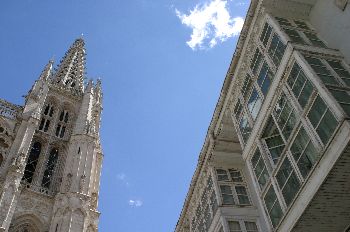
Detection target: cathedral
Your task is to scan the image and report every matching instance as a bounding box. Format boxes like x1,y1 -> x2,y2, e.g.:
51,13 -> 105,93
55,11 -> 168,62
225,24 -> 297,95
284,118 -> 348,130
0,38 -> 103,232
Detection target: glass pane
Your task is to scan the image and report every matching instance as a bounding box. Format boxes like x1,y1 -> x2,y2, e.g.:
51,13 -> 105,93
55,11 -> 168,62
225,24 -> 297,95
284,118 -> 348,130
282,172 -> 300,206
251,49 -> 263,75
248,89 -> 262,120
304,32 -> 327,48
229,169 -> 243,182
275,17 -> 292,26
238,195 -> 250,205
288,63 -> 300,88
276,158 -> 293,187
264,186 -> 277,211
259,168 -> 269,189
274,93 -> 287,119
242,74 -> 253,100
234,101 -> 243,120
216,169 -> 229,181
222,194 -> 235,205
251,150 -> 261,167
260,23 -> 273,47
270,203 -> 283,227
290,127 -> 309,160
284,28 -> 305,44
298,79 -> 313,108
308,96 -> 327,127
294,20 -> 311,30
23,142 -> 42,183
316,110 -> 338,144
245,221 -> 258,232
269,145 -> 285,164
228,221 -> 241,232
298,142 -> 318,178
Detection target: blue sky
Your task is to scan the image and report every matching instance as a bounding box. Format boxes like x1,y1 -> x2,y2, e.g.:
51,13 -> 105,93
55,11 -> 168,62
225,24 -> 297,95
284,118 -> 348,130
0,0 -> 249,231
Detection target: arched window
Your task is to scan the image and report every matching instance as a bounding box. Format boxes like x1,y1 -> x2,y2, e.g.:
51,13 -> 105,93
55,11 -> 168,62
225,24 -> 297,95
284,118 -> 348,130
23,142 -> 42,183
39,104 -> 54,133
55,110 -> 69,138
41,148 -> 59,189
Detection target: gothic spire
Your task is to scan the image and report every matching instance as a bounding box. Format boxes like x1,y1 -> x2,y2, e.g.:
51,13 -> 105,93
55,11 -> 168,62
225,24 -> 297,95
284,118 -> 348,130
39,59 -> 53,81
52,38 -> 86,94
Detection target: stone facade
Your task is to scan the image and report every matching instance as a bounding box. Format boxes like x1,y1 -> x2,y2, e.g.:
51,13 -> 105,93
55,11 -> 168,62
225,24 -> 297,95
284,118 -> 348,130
0,38 -> 103,232
175,0 -> 350,232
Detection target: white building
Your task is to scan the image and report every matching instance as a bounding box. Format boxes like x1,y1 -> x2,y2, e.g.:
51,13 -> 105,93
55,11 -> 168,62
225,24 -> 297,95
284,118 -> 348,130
175,0 -> 350,231
0,39 -> 103,232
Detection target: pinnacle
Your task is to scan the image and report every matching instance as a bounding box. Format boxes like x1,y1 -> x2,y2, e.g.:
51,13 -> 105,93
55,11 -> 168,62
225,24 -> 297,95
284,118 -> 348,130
52,38 -> 87,95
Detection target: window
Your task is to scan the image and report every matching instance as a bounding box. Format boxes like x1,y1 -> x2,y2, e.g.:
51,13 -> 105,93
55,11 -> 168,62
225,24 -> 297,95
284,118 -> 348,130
247,88 -> 262,120
245,222 -> 258,232
251,149 -> 269,189
260,23 -> 273,47
191,176 -> 217,232
274,93 -> 298,140
216,169 -> 229,181
264,186 -> 283,227
216,168 -> 251,206
41,148 -> 59,189
239,113 -> 252,143
235,186 -> 250,205
307,96 -> 338,144
284,28 -> 306,44
228,221 -> 242,232
290,127 -> 319,178
23,142 -> 42,183
303,32 -> 327,48
229,169 -> 243,182
293,20 -> 311,30
287,63 -> 314,108
250,49 -> 263,75
257,63 -> 273,96
39,104 -> 54,133
268,33 -> 286,67
241,74 -> 253,100
328,88 -> 350,115
262,117 -> 285,164
234,101 -> 243,121
275,17 -> 292,27
55,110 -> 69,138
220,185 -> 235,205
276,158 -> 301,206
326,59 -> 350,86
304,56 -> 339,86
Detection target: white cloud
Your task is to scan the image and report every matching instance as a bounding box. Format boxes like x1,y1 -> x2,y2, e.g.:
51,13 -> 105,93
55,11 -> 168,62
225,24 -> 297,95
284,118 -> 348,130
128,199 -> 143,207
116,173 -> 130,186
175,0 -> 244,50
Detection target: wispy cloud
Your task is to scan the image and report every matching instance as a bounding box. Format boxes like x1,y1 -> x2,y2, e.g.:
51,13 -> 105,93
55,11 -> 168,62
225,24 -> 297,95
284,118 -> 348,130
128,199 -> 143,207
175,0 -> 244,50
116,173 -> 130,187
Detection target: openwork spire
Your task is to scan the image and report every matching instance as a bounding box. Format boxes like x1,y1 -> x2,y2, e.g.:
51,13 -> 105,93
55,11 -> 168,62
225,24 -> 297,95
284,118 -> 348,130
53,38 -> 86,95
39,59 -> 53,81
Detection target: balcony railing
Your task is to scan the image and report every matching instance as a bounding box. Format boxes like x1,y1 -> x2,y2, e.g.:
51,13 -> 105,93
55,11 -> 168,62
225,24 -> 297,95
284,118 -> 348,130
0,98 -> 22,120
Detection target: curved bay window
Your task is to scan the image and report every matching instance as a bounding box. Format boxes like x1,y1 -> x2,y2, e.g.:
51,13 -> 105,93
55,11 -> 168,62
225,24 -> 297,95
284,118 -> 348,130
23,142 -> 42,183
55,110 -> 69,138
39,104 -> 55,133
41,148 -> 59,189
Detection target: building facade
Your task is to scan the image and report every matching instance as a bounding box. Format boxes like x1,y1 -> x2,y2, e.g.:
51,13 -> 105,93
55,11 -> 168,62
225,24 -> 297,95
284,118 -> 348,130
175,0 -> 350,232
0,39 -> 103,232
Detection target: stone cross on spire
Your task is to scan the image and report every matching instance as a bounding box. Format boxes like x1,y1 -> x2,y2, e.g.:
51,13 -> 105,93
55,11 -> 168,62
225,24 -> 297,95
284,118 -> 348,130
52,38 -> 86,95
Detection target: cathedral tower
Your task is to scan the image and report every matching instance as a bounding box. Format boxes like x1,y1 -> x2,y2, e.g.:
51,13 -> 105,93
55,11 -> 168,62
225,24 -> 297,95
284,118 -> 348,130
0,38 -> 103,232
